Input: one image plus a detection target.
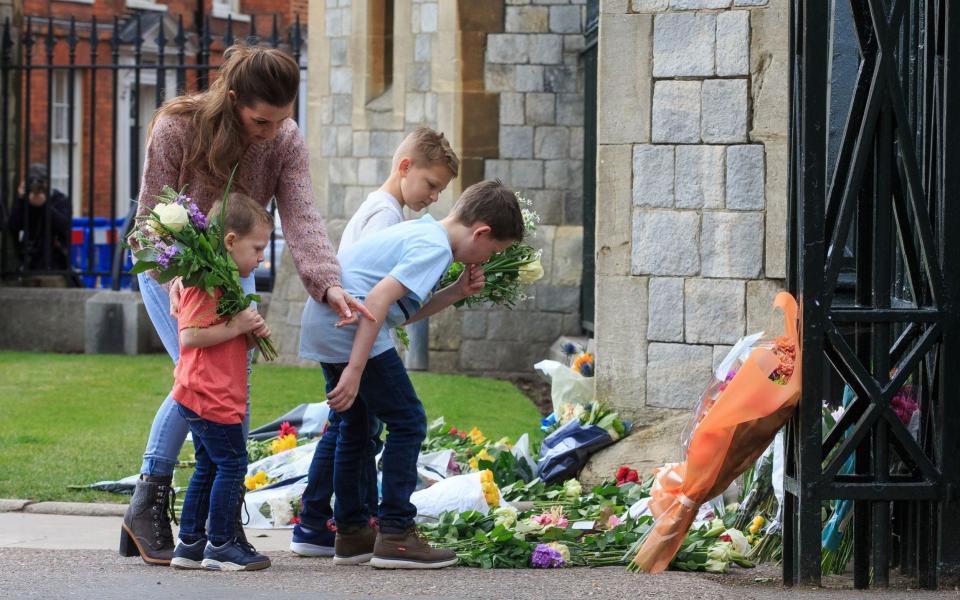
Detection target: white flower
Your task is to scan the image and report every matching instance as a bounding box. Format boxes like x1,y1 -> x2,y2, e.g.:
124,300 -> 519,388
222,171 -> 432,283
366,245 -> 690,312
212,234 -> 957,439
154,202 -> 190,232
493,505 -> 518,528
518,258 -> 544,284
704,558 -> 728,573
722,528 -> 751,556
707,541 -> 734,562
562,479 -> 582,499
267,496 -> 294,526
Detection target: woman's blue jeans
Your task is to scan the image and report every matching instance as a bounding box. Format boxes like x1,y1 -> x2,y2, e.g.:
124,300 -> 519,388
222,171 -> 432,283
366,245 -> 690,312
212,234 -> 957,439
137,272 -> 255,477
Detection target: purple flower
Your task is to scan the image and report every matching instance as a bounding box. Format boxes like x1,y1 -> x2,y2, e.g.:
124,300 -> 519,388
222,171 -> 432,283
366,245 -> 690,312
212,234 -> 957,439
187,202 -> 207,230
530,544 -> 564,568
174,194 -> 191,205
156,243 -> 180,269
578,362 -> 594,377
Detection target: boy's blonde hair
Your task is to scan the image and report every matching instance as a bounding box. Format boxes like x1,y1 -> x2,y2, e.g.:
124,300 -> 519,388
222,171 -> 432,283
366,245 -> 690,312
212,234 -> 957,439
392,127 -> 460,177
209,192 -> 273,236
451,180 -> 524,242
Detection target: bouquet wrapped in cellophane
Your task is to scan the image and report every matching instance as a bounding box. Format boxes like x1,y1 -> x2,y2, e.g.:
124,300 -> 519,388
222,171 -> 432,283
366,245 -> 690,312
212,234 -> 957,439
628,292 -> 800,573
129,176 -> 277,361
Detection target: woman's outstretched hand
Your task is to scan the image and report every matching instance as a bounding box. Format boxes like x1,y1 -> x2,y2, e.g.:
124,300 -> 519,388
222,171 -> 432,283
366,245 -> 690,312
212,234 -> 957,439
325,286 -> 376,327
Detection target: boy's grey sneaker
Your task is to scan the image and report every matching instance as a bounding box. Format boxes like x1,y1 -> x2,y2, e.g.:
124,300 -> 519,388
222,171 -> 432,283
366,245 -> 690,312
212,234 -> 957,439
290,522 -> 336,557
369,527 -> 458,570
333,523 -> 376,565
201,540 -> 271,571
170,538 -> 206,570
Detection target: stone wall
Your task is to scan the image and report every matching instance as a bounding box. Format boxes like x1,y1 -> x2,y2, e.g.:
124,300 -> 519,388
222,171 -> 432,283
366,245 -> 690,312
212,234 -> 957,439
593,0 -> 789,445
269,0 -> 587,377
460,0 -> 587,376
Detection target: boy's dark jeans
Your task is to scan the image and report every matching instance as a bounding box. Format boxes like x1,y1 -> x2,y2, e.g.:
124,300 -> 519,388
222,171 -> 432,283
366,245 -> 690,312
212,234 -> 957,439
299,407 -> 384,532
176,404 -> 247,546
325,349 -> 426,533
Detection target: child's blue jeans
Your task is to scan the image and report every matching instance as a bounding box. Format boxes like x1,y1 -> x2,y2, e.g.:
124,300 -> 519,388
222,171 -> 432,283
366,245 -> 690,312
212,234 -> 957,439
325,349 -> 426,533
298,409 -> 384,532
137,272 -> 255,477
176,404 -> 247,546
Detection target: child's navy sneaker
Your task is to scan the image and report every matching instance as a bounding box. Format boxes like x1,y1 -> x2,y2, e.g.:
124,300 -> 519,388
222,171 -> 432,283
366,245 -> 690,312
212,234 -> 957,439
170,538 -> 206,570
201,540 -> 271,571
289,522 -> 336,557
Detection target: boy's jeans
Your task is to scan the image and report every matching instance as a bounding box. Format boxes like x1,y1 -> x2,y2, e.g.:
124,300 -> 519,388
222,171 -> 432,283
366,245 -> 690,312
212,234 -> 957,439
326,349 -> 426,533
299,409 -> 384,532
176,404 -> 248,546
137,272 -> 254,477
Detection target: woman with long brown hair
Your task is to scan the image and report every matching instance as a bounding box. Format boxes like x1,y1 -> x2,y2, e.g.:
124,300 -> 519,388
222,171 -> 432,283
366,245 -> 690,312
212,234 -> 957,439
119,43 -> 372,567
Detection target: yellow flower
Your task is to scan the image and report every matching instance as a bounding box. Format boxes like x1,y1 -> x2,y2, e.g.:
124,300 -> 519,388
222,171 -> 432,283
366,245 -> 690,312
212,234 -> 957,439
244,470 -> 269,491
468,457 -> 479,471
468,427 -> 486,446
477,448 -> 494,463
270,433 -> 297,455
480,469 -> 500,507
494,436 -> 513,450
748,515 -> 765,535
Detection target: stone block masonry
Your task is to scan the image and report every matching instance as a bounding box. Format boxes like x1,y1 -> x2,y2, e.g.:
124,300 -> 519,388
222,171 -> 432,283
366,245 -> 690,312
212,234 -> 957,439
595,0 -> 787,439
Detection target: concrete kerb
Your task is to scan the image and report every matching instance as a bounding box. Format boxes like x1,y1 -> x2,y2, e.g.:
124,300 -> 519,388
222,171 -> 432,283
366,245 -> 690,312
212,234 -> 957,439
0,499 -> 127,517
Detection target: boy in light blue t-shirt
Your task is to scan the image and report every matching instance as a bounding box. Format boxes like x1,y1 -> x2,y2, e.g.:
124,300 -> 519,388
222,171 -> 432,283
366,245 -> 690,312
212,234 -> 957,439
298,180 -> 524,570
291,128 -> 459,559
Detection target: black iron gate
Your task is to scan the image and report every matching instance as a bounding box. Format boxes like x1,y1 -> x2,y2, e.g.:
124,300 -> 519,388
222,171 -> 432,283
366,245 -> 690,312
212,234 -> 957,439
580,0 -> 598,332
785,0 -> 960,588
0,12 -> 304,290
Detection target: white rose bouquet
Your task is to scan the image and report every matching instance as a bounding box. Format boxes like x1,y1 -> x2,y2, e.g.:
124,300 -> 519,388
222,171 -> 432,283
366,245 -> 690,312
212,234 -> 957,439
129,172 -> 277,361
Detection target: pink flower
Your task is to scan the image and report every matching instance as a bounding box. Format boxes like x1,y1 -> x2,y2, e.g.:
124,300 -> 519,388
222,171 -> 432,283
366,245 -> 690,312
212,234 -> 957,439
607,515 -> 623,529
531,514 -> 553,526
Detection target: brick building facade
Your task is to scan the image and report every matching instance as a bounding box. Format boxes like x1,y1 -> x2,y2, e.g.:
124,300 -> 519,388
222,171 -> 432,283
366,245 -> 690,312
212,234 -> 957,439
17,0 -> 306,219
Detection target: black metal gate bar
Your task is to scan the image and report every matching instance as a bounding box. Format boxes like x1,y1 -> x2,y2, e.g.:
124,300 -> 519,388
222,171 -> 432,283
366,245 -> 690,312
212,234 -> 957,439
1,13 -> 306,289
936,2 -> 960,586
88,17 -> 97,288
785,0 -> 830,586
43,17 -> 54,270
1,19 -> 12,275
786,0 -> 960,589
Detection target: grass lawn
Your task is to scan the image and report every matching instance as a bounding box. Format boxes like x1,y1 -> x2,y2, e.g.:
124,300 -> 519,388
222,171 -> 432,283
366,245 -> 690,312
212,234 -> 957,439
0,351 -> 542,503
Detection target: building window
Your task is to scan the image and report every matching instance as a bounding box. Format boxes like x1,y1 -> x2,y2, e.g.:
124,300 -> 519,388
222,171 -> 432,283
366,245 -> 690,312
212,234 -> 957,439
367,0 -> 394,102
50,70 -> 82,206
212,0 -> 250,22
214,0 -> 240,10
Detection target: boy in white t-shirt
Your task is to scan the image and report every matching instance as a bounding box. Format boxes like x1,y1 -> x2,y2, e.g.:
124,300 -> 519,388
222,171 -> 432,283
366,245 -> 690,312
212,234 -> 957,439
291,127 -> 459,558
340,127 -> 459,249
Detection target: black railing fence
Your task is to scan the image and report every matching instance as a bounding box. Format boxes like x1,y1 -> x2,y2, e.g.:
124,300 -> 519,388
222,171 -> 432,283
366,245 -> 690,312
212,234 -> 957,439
0,12 -> 305,290
786,0 -> 960,589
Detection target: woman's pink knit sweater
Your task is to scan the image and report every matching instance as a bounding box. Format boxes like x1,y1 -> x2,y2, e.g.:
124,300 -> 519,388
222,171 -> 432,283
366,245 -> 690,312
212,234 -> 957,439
135,113 -> 340,302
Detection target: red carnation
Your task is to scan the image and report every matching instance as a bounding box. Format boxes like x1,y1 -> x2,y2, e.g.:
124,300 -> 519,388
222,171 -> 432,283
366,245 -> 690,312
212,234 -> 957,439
279,421 -> 298,439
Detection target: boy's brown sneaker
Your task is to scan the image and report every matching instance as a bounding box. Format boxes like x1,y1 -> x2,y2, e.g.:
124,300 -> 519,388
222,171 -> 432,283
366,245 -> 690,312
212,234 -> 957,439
332,523 -> 376,565
369,527 -> 458,569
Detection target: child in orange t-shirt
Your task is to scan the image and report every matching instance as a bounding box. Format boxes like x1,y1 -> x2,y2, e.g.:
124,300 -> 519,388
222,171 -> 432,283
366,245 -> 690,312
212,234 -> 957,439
169,193 -> 274,572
